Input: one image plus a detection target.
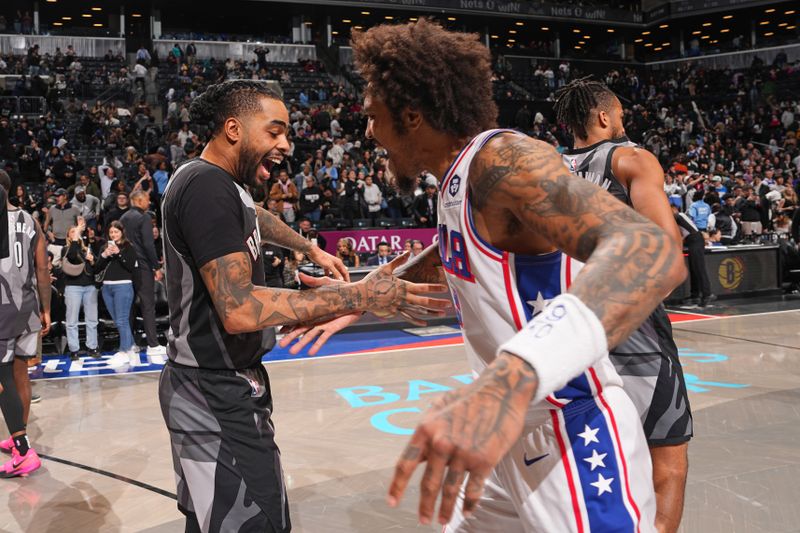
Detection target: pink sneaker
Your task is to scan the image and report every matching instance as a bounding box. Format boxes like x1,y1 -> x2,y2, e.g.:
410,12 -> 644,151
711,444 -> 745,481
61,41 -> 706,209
0,448 -> 41,478
0,437 -> 12,454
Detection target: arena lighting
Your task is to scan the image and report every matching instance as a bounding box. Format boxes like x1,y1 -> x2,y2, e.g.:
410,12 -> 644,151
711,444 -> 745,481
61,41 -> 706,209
361,11 -> 370,14
659,24 -> 669,28
52,22 -> 62,25
82,13 -> 92,18
642,30 -> 651,35
409,17 -> 418,21
131,13 -> 142,17
764,31 -> 774,36
778,22 -> 788,26
662,42 -> 670,45
62,16 -> 72,20
721,28 -> 730,32
93,23 -> 103,27
788,25 -> 797,29
759,21 -> 770,25
692,30 -> 701,34
91,7 -> 102,11
644,42 -> 653,47
573,28 -> 581,33
304,21 -> 312,25
509,29 -> 517,34
342,19 -> 351,23
583,35 -> 591,38
607,28 -> 615,32
765,8 -> 775,13
785,10 -> 796,15
508,39 -> 515,42
723,15 -> 733,19
579,41 -> 585,44
384,16 -> 393,20
541,26 -> 549,30
447,17 -> 456,20
46,0 -> 56,3
634,38 -> 643,42
701,34 -> 710,39
515,22 -> 524,26
354,25 -> 363,29
491,34 -> 499,38
574,45 -> 581,49
702,22 -> 712,26
331,31 -> 338,35
654,47 -> 662,50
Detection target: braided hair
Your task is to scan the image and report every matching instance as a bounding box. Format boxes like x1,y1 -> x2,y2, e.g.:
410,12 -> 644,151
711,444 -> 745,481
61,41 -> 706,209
553,76 -> 616,141
189,79 -> 282,135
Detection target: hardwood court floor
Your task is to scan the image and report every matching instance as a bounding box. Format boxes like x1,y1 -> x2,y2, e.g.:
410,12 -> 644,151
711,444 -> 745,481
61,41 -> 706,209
2,308 -> 800,532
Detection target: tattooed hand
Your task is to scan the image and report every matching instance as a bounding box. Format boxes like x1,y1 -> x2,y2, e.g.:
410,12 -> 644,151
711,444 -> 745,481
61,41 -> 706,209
388,353 -> 538,525
360,252 -> 451,322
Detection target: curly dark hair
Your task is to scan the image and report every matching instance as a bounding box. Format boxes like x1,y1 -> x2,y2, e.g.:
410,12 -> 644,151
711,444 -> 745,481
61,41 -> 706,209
189,79 -> 282,135
351,19 -> 497,138
553,76 -> 616,141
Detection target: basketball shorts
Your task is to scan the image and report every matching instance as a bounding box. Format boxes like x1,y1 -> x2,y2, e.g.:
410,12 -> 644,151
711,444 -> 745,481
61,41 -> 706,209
446,386 -> 657,533
159,361 -> 291,533
610,306 -> 693,446
0,330 -> 40,364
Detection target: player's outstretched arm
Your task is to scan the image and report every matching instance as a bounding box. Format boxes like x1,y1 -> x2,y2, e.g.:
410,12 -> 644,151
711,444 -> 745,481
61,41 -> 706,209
388,134 -> 686,526
199,251 -> 450,335
254,205 -> 349,281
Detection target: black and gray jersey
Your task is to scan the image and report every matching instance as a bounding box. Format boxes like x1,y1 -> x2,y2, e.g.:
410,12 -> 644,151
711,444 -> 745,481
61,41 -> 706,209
562,136 -> 636,207
161,158 -> 275,370
0,207 -> 41,339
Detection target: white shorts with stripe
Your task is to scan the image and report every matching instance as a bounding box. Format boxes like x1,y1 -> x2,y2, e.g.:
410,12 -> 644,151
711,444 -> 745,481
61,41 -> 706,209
445,385 -> 656,533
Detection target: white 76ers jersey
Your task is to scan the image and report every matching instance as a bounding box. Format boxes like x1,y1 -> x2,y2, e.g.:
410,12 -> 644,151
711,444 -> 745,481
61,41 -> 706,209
437,129 -> 623,416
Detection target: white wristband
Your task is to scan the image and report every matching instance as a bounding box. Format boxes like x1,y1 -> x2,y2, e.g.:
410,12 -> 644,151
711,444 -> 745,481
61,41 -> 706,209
496,293 -> 608,405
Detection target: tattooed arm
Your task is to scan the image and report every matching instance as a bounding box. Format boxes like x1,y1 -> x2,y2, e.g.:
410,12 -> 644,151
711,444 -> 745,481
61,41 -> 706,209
471,134 -> 686,349
388,134 -> 686,526
255,205 -> 349,281
199,251 -> 449,334
395,244 -> 446,284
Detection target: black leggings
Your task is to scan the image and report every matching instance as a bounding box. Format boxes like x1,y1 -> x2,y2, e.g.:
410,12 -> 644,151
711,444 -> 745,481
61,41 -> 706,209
0,362 -> 25,435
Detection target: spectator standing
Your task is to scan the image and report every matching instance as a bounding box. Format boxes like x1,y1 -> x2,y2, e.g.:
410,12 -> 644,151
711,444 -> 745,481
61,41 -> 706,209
261,243 -> 284,288
61,225 -> 99,359
152,161 -> 170,196
298,176 -> 322,221
269,170 -> 299,223
674,206 -> 715,307
688,190 -> 711,231
412,182 -> 438,228
94,221 -> 138,361
104,191 -> 131,227
362,175 -> 383,222
120,190 -> 165,356
737,186 -> 764,237
43,188 -> 79,248
70,186 -> 101,230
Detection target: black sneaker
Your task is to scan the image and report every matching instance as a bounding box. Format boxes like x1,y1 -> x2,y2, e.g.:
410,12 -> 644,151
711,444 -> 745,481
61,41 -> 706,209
700,294 -> 717,307
30,394 -> 41,404
69,352 -> 79,361
87,348 -> 101,359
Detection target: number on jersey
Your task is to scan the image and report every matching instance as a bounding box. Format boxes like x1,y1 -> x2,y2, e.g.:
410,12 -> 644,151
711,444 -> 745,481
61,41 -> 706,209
438,224 -> 474,282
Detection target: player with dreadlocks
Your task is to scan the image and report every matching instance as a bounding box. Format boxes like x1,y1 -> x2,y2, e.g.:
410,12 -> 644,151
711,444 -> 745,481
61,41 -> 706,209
555,77 -> 693,533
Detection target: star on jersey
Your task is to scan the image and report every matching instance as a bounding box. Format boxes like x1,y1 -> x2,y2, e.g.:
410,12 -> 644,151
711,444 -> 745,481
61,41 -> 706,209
577,424 -> 600,446
590,473 -> 615,496
527,291 -> 550,316
583,449 -> 607,471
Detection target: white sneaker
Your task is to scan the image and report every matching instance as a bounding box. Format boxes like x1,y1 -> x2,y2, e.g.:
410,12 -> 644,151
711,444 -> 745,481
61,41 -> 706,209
127,350 -> 140,366
109,351 -> 129,365
146,345 -> 167,357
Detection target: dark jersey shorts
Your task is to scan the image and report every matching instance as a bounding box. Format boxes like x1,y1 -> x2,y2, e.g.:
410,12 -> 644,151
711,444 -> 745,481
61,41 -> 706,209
609,305 -> 693,446
159,361 -> 290,533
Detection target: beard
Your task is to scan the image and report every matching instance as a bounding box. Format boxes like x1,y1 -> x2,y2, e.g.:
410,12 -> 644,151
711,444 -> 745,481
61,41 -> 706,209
237,139 -> 264,189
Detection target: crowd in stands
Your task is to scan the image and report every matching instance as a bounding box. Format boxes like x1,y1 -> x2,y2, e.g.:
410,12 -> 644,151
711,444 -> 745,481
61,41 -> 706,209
1,39 -> 799,350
